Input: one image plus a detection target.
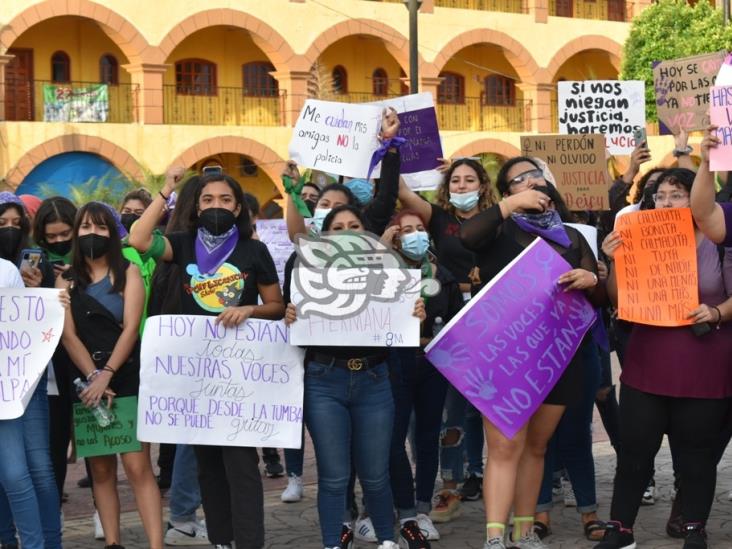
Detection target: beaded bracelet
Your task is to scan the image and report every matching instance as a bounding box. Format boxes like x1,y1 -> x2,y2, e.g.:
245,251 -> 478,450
86,369 -> 100,382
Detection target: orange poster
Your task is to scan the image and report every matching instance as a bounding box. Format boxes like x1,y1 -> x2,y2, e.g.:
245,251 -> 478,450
614,207 -> 698,327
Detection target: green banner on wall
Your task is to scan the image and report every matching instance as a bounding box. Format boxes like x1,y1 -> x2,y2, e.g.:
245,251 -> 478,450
43,83 -> 109,122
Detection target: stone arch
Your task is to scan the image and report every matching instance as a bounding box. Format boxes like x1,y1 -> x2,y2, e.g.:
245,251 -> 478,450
301,19 -> 420,75
429,29 -> 541,85
544,35 -> 623,83
448,138 -> 521,160
5,135 -> 144,190
168,136 -> 286,195
0,0 -> 152,63
156,9 -> 297,72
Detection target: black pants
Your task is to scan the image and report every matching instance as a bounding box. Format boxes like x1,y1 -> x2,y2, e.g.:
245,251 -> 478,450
610,384 -> 730,527
48,355 -> 73,501
194,445 -> 264,548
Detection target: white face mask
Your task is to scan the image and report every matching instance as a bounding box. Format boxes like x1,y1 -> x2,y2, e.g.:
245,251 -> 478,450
449,190 -> 480,212
310,208 -> 332,234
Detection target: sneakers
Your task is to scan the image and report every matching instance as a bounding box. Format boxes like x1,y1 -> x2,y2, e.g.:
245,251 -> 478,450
93,510 -> 105,540
593,521 -> 636,549
377,542 -> 399,549
511,531 -> 549,549
164,520 -> 209,546
213,545 -> 232,549
561,476 -> 577,507
459,473 -> 483,501
682,523 -> 708,549
340,523 -> 354,549
399,520 -> 430,548
263,448 -> 284,478
416,513 -> 440,541
77,475 -> 91,488
355,516 -> 378,542
484,538 -> 506,549
551,476 -> 563,503
641,479 -> 655,505
280,474 -> 304,503
429,490 -> 461,523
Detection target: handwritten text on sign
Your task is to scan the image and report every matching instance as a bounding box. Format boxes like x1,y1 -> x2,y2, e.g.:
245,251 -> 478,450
0,288 -> 64,419
710,86 -> 732,171
425,239 -> 596,439
289,99 -> 382,178
74,396 -> 141,458
256,219 -> 295,290
654,52 -> 726,132
558,80 -> 645,155
615,208 -> 698,326
521,134 -> 608,211
138,316 -> 306,448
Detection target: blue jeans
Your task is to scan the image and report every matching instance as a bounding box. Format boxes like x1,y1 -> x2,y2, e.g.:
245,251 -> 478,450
169,444 -> 201,523
440,386 -> 484,484
389,349 -> 447,518
0,378 -> 61,549
537,340 -> 602,513
304,360 -> 395,546
284,428 -> 305,477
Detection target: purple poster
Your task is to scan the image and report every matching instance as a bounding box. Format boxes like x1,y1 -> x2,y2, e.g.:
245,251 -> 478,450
425,239 -> 596,439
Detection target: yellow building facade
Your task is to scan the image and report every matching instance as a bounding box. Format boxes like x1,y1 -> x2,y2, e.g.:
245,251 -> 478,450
1,0 -> 676,212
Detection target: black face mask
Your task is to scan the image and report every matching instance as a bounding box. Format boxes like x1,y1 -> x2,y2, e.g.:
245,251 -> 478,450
120,213 -> 140,233
523,186 -> 553,215
198,208 -> 237,236
0,227 -> 22,260
304,199 -> 317,217
78,234 -> 110,259
45,239 -> 72,257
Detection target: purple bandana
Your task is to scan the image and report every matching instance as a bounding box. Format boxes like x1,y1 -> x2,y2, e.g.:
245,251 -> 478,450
511,210 -> 572,248
195,226 -> 239,275
367,136 -> 407,180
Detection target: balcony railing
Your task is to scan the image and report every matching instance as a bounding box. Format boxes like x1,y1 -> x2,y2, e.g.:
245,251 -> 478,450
435,0 -> 526,14
4,80 -> 138,123
549,0 -> 627,21
163,86 -> 286,126
437,97 -> 531,132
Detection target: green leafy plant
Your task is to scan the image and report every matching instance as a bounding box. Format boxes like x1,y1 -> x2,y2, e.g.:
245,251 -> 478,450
621,0 -> 732,122
38,172 -> 136,206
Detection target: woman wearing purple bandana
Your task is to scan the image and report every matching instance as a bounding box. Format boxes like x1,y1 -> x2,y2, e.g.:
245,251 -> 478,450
459,157 -> 604,549
129,170 -> 284,549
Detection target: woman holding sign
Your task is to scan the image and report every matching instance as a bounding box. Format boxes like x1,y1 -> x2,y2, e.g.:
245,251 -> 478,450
600,165 -> 732,549
130,172 -> 285,549
460,156 -> 602,549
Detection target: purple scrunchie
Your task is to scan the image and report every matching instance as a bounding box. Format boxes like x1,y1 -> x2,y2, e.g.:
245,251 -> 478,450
366,136 -> 407,180
0,192 -> 24,208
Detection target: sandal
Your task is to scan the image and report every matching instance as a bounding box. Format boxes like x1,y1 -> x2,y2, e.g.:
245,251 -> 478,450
533,520 -> 551,540
584,519 -> 606,541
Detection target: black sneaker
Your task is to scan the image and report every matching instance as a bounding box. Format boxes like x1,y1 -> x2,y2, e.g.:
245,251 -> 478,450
340,523 -> 354,549
459,473 -> 483,501
262,448 -> 284,478
593,521 -> 636,549
682,523 -> 708,549
104,545 -> 125,549
77,475 -> 91,488
399,520 -> 431,549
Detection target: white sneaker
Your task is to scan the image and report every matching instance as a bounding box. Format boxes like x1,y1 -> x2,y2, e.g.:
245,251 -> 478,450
281,474 -> 304,503
93,510 -> 104,540
164,519 -> 209,546
377,542 -> 398,549
355,516 -> 378,543
641,482 -> 655,505
416,513 -> 440,541
561,477 -> 576,507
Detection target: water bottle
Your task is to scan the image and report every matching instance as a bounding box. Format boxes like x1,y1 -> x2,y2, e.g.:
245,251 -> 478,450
432,316 -> 445,338
73,378 -> 116,428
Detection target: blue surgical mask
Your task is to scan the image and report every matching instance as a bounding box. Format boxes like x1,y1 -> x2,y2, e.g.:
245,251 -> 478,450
345,178 -> 373,206
310,208 -> 331,234
400,231 -> 430,261
449,190 -> 480,212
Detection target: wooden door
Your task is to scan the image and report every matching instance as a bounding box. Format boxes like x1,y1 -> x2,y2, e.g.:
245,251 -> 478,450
607,0 -> 626,21
5,48 -> 34,121
555,0 -> 573,17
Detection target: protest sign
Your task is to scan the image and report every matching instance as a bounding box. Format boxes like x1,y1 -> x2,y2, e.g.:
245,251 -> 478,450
371,93 -> 444,190
43,84 -> 109,122
290,268 -> 422,347
710,85 -> 732,171
138,315 -> 305,448
558,80 -> 645,154
256,219 -> 295,289
716,53 -> 732,86
614,208 -> 698,326
521,134 -> 608,210
566,223 -> 598,260
425,239 -> 596,439
289,99 -> 383,178
74,396 -> 141,458
0,288 -> 64,419
654,52 -> 726,132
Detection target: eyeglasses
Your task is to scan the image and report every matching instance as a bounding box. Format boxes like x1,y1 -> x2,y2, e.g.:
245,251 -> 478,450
509,169 -> 544,187
652,192 -> 688,205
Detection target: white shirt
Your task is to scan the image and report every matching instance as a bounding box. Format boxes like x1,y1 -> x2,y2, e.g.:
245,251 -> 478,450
0,257 -> 23,288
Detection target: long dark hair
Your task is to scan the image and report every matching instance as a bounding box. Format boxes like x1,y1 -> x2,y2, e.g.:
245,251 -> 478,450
166,175 -> 201,234
651,168 -> 695,196
33,196 -> 77,247
0,203 -> 30,260
322,204 -> 368,232
317,183 -> 357,207
632,167 -> 665,204
190,174 -> 252,239
436,158 -> 495,215
70,202 -> 127,293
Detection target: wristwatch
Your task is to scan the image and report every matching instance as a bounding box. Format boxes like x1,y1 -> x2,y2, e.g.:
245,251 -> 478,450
672,145 -> 693,157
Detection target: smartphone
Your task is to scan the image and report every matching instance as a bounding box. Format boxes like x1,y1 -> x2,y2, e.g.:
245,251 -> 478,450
202,165 -> 223,176
20,248 -> 42,271
50,259 -> 65,268
633,127 -> 648,148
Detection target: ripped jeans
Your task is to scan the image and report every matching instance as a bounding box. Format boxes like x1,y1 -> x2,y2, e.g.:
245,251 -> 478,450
440,385 -> 484,484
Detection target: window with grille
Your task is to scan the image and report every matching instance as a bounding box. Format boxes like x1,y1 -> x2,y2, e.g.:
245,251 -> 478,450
437,72 -> 465,104
175,59 -> 217,95
243,62 -> 278,96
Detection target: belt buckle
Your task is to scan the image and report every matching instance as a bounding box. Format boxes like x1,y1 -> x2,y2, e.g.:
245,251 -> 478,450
91,351 -> 104,361
347,358 -> 364,371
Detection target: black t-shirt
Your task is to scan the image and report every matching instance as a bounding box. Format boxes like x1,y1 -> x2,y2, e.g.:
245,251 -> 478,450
428,204 -> 476,285
167,231 -> 278,316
